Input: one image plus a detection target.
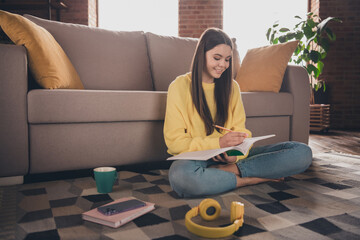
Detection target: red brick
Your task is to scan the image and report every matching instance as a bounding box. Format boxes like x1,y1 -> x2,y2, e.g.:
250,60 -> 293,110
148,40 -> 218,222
310,0 -> 360,129
179,0 -> 223,37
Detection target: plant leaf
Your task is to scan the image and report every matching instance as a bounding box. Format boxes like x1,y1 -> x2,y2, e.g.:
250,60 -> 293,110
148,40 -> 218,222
295,15 -> 302,19
286,32 -> 296,40
303,24 -> 315,39
307,64 -> 319,78
305,33 -> 318,48
280,28 -> 290,32
307,18 -> 316,28
320,50 -> 327,60
317,61 -> 324,75
295,21 -> 305,29
279,35 -> 287,43
309,50 -> 321,63
317,17 -> 342,34
266,28 -> 272,40
320,38 -> 330,52
325,28 -> 336,41
295,31 -> 304,40
270,32 -> 275,43
315,83 -> 319,91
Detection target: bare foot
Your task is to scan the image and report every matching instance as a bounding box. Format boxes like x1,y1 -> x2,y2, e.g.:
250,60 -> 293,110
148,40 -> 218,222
209,163 -> 284,188
235,176 -> 284,188
209,163 -> 240,175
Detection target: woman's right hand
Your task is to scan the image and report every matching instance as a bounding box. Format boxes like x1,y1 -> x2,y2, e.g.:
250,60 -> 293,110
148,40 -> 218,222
219,132 -> 248,148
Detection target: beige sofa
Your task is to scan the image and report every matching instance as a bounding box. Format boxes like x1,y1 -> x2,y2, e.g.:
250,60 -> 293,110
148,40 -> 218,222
0,15 -> 310,184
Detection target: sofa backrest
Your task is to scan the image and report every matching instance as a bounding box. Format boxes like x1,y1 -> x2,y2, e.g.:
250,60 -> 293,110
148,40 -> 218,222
146,32 -> 241,91
24,14 -> 153,91
145,32 -> 198,91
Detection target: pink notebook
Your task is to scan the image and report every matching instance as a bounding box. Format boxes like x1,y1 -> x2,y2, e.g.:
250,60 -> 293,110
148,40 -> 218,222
82,197 -> 155,228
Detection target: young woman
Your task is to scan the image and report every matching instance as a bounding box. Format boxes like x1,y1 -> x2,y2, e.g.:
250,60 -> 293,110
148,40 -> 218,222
164,28 -> 312,198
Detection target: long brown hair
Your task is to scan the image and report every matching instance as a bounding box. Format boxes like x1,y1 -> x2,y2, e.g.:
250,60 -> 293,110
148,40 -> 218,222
190,28 -> 233,135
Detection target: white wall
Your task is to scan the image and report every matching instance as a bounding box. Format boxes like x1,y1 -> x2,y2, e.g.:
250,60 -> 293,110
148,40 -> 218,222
98,0 -> 178,36
224,0 -> 307,59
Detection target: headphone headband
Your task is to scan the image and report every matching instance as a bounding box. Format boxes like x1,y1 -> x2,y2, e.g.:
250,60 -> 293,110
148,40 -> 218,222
185,199 -> 244,239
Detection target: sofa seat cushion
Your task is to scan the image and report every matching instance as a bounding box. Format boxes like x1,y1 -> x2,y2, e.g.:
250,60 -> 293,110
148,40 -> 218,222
241,92 -> 293,117
28,90 -> 167,124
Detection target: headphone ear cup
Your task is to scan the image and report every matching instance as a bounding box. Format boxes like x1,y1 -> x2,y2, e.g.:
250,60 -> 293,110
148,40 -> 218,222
199,199 -> 221,221
230,201 -> 244,223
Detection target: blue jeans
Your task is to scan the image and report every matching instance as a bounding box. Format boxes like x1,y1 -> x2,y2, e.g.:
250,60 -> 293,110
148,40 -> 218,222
169,141 -> 312,198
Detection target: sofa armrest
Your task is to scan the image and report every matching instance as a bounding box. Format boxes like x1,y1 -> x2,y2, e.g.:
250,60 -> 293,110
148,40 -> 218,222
280,65 -> 310,144
0,44 -> 29,177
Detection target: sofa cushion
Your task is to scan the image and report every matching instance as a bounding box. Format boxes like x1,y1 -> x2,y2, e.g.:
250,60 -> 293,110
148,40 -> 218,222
24,14 -> 153,91
0,10 -> 84,89
28,90 -> 167,124
241,92 -> 293,117
236,41 -> 299,92
27,90 -> 292,124
146,32 -> 198,91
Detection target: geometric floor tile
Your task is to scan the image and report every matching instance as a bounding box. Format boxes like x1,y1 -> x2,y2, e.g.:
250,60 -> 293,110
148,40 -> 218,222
169,205 -> 191,221
132,213 -> 170,227
300,218 -> 343,235
256,201 -> 291,214
0,151 -> 359,239
23,229 -> 61,240
268,191 -> 298,201
234,223 -> 266,237
54,214 -> 83,228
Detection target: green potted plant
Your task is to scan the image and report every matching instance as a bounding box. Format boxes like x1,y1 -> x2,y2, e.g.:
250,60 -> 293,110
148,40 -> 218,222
266,12 -> 341,104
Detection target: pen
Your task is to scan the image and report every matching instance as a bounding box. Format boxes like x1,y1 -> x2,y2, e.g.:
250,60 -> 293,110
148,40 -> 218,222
213,125 -> 233,132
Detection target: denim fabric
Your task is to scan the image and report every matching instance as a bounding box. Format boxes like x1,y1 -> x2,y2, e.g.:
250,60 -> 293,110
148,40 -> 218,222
168,141 -> 312,198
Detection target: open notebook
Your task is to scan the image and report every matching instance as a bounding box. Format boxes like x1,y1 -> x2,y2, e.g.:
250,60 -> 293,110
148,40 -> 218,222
167,134 -> 275,161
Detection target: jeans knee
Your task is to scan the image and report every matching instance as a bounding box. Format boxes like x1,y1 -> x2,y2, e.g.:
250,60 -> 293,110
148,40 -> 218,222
169,161 -> 205,198
294,142 -> 313,171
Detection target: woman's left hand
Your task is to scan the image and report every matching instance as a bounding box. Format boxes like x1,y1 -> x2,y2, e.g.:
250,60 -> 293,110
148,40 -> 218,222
212,152 -> 237,164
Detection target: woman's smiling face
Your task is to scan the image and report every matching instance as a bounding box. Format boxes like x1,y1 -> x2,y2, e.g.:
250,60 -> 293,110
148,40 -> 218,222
202,44 -> 232,83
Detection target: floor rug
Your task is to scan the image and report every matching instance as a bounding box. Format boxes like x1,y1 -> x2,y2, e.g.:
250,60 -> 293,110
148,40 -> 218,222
1,151 -> 360,240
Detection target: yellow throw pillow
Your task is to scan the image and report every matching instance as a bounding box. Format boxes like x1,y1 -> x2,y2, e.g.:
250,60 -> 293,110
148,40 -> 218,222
235,41 -> 299,92
0,10 -> 84,89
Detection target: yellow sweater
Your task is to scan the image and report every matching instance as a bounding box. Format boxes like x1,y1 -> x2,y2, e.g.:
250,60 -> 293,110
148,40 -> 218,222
164,73 -> 252,160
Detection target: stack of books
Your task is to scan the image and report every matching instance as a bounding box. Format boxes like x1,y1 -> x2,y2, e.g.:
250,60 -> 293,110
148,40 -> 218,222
82,197 -> 155,228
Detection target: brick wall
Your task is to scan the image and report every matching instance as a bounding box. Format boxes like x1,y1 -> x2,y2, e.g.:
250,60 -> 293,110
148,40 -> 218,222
178,0 -> 223,38
60,0 -> 97,26
0,0 -> 98,26
310,0 -> 360,129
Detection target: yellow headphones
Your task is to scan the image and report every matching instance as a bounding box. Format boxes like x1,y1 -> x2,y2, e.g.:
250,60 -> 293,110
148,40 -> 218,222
185,198 -> 244,239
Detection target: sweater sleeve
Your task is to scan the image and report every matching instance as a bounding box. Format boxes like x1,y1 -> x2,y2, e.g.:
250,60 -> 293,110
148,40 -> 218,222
163,80 -> 220,156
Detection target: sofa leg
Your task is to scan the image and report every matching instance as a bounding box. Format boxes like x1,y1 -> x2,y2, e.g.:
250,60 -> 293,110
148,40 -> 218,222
0,176 -> 24,186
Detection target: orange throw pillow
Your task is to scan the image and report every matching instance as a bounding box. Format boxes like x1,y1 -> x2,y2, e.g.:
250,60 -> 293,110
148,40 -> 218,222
0,10 -> 84,89
236,41 -> 299,92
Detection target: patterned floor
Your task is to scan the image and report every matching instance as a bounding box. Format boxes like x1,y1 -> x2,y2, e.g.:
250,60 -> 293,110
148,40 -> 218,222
1,151 -> 360,240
